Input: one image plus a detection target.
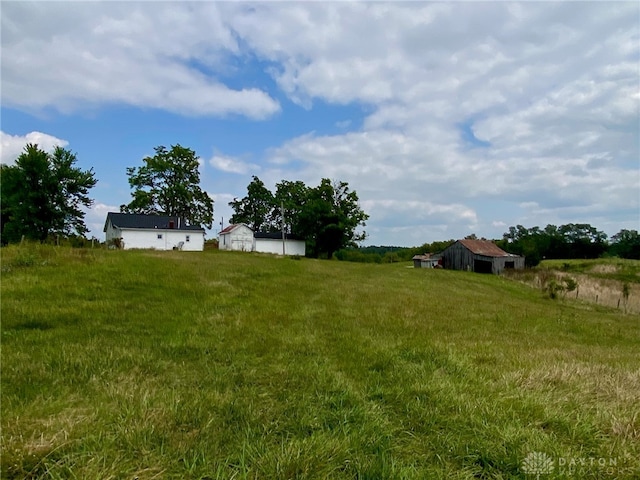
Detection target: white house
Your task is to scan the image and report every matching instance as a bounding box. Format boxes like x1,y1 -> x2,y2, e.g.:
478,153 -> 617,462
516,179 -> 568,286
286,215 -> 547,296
218,224 -> 306,256
104,213 -> 205,251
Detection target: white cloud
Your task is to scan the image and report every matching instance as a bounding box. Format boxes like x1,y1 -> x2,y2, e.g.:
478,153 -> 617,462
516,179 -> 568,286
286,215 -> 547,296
209,154 -> 259,175
2,2 -> 638,244
1,131 -> 69,165
84,202 -> 118,240
1,2 -> 280,119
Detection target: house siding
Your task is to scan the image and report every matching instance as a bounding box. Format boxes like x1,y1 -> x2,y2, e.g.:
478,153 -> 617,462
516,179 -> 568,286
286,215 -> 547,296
118,229 -> 204,251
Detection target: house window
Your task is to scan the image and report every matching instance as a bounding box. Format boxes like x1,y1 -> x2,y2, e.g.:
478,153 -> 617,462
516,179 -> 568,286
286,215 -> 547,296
185,235 -> 190,242
157,234 -> 163,239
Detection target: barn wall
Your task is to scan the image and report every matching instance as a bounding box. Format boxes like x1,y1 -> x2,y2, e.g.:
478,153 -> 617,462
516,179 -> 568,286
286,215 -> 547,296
255,238 -> 306,256
441,242 -> 475,271
491,256 -> 526,274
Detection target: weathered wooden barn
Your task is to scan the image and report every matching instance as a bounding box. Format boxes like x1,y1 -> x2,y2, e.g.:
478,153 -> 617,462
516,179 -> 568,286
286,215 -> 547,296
440,239 -> 525,274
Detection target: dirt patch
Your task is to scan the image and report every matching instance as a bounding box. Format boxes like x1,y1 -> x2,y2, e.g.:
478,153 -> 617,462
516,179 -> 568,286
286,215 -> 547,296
505,269 -> 640,314
589,264 -> 619,274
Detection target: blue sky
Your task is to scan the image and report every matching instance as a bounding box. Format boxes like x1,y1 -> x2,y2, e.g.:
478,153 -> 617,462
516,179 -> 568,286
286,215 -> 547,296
2,2 -> 638,246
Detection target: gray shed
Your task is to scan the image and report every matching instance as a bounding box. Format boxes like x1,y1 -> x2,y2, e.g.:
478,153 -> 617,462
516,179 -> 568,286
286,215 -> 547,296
440,239 -> 525,274
412,253 -> 441,268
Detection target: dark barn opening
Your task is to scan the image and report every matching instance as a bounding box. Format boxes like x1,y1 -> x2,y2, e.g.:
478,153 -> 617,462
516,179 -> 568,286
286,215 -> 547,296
474,259 -> 493,274
505,261 -> 515,269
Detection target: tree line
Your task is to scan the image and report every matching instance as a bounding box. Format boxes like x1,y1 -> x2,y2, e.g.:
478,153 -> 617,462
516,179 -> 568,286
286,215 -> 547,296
1,143 -> 637,263
495,224 -> 639,265
336,226 -> 640,265
0,143 -> 368,258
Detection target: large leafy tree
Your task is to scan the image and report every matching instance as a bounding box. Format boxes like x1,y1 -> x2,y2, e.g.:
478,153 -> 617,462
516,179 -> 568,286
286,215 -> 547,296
298,179 -> 368,259
121,144 -> 214,228
229,176 -> 274,232
272,180 -> 309,235
1,144 -> 97,244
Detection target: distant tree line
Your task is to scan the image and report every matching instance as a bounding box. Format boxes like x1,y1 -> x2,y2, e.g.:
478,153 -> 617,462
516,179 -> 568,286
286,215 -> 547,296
336,225 -> 640,265
495,224 -> 639,266
2,144 -> 638,266
229,176 -> 369,259
336,240 -> 456,264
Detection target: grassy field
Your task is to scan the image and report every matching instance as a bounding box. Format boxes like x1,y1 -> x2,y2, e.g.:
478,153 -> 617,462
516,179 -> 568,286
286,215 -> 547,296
1,245 -> 639,479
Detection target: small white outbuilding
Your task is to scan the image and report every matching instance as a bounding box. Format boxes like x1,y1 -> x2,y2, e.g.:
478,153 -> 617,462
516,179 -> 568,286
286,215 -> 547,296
104,212 -> 205,251
218,224 -> 254,252
218,224 -> 306,256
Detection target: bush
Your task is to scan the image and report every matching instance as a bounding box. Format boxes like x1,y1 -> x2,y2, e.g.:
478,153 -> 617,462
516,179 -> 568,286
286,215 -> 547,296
545,279 -> 564,299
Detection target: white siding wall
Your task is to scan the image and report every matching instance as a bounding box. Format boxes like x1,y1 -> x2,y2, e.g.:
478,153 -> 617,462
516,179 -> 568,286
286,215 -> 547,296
254,238 -> 306,256
119,229 -> 204,251
219,225 -> 254,251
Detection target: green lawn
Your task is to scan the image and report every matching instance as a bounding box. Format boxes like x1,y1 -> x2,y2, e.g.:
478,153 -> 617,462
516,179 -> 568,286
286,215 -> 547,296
1,245 -> 639,479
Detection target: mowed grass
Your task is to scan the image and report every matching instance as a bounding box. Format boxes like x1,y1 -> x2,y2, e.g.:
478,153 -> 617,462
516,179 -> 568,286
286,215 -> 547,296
1,245 -> 639,479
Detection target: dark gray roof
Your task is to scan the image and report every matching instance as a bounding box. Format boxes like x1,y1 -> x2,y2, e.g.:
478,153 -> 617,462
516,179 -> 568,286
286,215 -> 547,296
254,231 -> 304,241
104,212 -> 204,232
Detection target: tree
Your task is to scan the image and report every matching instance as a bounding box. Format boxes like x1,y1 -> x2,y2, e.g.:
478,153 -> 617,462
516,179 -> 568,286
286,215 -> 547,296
272,180 -> 309,235
121,145 -> 214,228
1,144 -> 97,244
609,229 -> 640,259
229,176 -> 275,232
558,223 -> 607,258
298,179 -> 369,259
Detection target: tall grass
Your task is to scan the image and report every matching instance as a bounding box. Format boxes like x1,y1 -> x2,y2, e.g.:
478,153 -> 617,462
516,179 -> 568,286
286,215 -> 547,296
505,259 -> 640,314
1,244 -> 639,478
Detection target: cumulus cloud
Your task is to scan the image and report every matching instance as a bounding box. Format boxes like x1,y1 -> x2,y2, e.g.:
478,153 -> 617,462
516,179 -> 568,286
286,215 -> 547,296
245,2 -> 639,241
84,202 -> 118,239
209,154 -> 259,175
1,2 -> 280,119
2,2 -> 638,244
1,131 -> 69,165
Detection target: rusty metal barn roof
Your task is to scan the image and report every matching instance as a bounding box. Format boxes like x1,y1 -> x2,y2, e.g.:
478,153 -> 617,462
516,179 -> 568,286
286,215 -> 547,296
458,239 -> 512,257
